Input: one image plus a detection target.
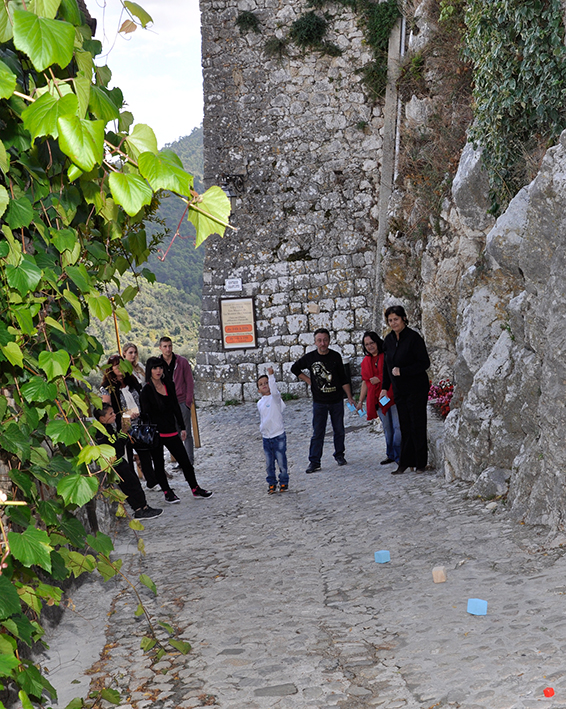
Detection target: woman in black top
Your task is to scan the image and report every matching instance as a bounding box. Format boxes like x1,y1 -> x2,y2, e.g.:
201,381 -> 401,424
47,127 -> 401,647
140,357 -> 212,503
380,305 -> 430,475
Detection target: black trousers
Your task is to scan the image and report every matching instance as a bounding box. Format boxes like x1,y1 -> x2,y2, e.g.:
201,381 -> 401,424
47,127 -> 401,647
115,458 -> 147,511
148,434 -> 198,490
396,388 -> 428,469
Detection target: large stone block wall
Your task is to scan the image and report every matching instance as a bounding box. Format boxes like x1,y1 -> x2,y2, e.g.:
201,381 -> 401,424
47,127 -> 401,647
197,0 -> 385,401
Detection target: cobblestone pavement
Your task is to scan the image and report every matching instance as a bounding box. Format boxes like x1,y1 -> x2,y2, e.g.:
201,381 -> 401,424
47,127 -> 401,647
44,399 -> 566,709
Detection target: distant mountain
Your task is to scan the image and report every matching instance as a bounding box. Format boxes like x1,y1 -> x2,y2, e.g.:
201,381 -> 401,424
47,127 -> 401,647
147,126 -> 205,302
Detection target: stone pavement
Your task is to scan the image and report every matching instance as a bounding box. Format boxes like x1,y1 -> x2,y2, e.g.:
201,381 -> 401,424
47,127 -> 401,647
43,399 -> 566,709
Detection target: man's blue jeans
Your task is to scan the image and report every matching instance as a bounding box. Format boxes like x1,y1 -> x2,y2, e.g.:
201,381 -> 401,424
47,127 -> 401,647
263,432 -> 288,486
378,404 -> 401,464
309,400 -> 345,465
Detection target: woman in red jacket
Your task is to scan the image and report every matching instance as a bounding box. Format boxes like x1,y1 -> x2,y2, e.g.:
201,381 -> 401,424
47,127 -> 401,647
356,331 -> 401,466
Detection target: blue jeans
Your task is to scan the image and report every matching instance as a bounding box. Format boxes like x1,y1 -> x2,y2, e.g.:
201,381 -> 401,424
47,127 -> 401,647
378,404 -> 401,464
309,400 -> 345,465
263,433 -> 288,486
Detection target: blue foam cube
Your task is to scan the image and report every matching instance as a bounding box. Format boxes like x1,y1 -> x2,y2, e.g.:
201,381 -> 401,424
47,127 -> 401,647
467,598 -> 488,616
374,550 -> 390,564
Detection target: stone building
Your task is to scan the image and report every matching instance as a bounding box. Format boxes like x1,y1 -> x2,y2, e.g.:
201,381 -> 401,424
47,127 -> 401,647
197,0 -> 389,402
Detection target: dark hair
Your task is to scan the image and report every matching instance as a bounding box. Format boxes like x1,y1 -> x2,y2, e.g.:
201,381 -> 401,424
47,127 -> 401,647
384,304 -> 408,326
257,374 -> 269,387
159,336 -> 172,345
361,331 -> 384,356
93,403 -> 113,421
145,356 -> 164,383
314,328 -> 330,339
101,355 -> 124,389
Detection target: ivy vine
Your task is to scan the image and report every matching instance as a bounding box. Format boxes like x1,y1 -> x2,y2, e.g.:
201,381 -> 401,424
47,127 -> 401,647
464,0 -> 566,213
0,0 -> 230,706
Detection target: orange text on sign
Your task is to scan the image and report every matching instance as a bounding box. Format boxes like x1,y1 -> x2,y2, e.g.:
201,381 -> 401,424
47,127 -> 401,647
226,335 -> 254,344
225,324 -> 253,333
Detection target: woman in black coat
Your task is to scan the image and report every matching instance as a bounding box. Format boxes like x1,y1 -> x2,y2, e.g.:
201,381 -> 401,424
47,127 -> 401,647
140,357 -> 212,503
380,305 -> 430,475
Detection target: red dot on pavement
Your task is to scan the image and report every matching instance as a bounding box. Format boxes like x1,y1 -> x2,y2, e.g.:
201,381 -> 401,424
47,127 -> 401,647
544,687 -> 555,698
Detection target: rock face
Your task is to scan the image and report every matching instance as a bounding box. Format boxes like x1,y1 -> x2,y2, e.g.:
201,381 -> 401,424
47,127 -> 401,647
444,130 -> 566,529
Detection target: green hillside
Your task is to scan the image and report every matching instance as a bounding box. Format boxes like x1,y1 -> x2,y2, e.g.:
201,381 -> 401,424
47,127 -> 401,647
89,274 -> 200,365
147,126 -> 205,302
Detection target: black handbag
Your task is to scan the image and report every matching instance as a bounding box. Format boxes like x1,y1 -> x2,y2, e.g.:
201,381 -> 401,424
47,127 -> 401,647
129,416 -> 159,451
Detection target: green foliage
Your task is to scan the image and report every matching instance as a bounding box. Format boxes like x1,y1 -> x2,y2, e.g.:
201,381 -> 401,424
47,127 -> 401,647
236,10 -> 261,34
264,36 -> 288,60
464,0 -> 566,213
289,11 -> 328,49
0,2 -> 228,704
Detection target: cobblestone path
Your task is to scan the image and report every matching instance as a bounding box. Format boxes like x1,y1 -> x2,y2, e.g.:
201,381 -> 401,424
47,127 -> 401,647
44,400 -> 566,709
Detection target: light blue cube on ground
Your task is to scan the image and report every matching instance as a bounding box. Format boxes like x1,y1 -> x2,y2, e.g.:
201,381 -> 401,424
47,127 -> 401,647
467,598 -> 488,615
374,550 -> 390,563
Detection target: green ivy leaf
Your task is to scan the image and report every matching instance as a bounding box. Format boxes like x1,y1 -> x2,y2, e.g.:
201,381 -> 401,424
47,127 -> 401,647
0,576 -> 22,621
128,519 -> 144,531
0,185 -> 9,218
58,549 -> 96,577
57,116 -> 104,171
57,474 -> 98,506
0,60 -> 17,100
0,140 -> 9,174
50,227 -> 76,253
169,639 -> 191,655
134,603 -> 144,617
124,123 -> 158,159
65,263 -> 92,292
6,196 -> 34,230
22,92 -> 78,142
88,85 -> 120,123
0,653 -> 20,677
140,636 -> 156,652
73,73 -> 91,118
138,150 -> 193,194
76,443 -> 114,465
86,293 -> 112,320
46,420 -> 82,445
62,288 -> 82,317
8,526 -> 53,572
188,186 -> 231,246
1,342 -> 23,368
108,172 -> 152,216
16,664 -> 48,700
85,532 -> 113,556
18,689 -> 35,709
6,255 -> 42,295
38,350 -> 70,379
97,557 -> 121,582
157,620 -> 174,635
21,377 -> 57,403
124,1 -> 152,27
139,573 -> 157,595
100,688 -> 121,705
0,422 -> 31,460
29,0 -> 62,19
0,2 -> 13,42
12,10 -> 75,72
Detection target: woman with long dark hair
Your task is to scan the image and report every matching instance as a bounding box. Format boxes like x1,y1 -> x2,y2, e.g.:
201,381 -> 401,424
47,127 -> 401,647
380,305 -> 430,475
140,357 -> 212,503
356,331 -> 401,466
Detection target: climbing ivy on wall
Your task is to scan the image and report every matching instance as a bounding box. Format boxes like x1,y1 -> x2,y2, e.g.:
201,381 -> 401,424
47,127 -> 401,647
0,0 -> 230,705
464,0 -> 566,213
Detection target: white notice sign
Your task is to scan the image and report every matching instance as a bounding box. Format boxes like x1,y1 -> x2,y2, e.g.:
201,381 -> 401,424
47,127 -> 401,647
225,278 -> 243,292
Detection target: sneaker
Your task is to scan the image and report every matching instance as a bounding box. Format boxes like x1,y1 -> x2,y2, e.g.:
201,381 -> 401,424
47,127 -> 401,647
336,456 -> 348,466
192,486 -> 213,498
145,483 -> 159,491
268,484 -> 277,495
279,484 -> 288,492
305,463 -> 321,474
134,506 -> 163,519
164,490 -> 180,504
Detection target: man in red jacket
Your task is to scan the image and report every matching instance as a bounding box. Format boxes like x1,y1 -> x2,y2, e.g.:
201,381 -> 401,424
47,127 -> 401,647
158,336 -> 195,464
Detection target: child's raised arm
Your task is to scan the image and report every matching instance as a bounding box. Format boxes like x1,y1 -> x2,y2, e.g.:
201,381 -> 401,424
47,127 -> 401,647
267,366 -> 282,404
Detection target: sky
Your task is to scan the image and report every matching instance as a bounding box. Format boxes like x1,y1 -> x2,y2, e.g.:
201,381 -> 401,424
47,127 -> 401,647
88,0 -> 204,148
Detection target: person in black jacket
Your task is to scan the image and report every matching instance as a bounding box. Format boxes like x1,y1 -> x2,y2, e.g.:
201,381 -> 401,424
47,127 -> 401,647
380,305 -> 430,475
291,328 -> 356,473
140,357 -> 212,504
94,405 -> 163,520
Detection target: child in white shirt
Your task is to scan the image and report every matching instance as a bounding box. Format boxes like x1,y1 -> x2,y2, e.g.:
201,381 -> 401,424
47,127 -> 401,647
257,367 -> 289,494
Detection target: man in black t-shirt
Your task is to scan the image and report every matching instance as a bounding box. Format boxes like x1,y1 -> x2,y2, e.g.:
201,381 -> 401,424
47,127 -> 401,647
291,328 -> 356,473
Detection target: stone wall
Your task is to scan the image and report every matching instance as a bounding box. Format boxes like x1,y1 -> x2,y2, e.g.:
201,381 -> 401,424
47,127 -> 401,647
197,0 -> 386,401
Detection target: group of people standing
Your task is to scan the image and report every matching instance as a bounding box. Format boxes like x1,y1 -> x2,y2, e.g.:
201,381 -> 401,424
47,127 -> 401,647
95,337 -> 212,520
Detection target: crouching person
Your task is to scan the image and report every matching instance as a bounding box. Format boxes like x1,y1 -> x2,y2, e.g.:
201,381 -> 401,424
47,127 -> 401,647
93,404 -> 163,520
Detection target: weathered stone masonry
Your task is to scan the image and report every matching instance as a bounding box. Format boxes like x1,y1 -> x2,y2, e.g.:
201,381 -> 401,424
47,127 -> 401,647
197,0 -> 386,402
